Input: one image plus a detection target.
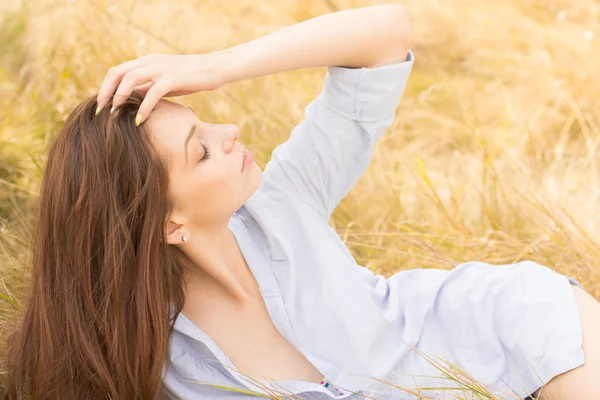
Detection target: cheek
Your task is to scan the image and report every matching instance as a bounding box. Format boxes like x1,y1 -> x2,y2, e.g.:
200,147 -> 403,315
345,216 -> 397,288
191,165 -> 239,203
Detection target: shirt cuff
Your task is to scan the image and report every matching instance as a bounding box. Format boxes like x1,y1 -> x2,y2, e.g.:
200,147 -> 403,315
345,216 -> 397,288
322,49 -> 415,122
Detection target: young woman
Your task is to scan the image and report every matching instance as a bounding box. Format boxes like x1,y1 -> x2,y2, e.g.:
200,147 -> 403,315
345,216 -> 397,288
4,4 -> 599,400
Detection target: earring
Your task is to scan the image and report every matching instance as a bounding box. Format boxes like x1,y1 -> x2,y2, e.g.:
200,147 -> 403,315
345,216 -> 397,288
181,235 -> 188,242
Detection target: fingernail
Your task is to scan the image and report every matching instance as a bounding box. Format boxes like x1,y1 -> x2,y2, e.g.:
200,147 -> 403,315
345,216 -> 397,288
135,113 -> 142,127
95,106 -> 101,115
110,106 -> 115,113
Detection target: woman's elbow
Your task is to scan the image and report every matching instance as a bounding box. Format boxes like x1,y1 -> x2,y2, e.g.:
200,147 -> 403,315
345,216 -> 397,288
368,4 -> 414,67
392,4 -> 414,48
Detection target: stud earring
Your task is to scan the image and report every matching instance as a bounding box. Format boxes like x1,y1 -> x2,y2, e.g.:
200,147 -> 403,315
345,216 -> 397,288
181,235 -> 188,242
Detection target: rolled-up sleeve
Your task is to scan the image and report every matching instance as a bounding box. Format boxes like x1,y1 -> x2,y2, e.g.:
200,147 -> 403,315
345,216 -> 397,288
260,48 -> 415,220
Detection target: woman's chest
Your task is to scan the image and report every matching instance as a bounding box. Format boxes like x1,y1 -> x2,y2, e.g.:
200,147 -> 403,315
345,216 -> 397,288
184,292 -> 325,385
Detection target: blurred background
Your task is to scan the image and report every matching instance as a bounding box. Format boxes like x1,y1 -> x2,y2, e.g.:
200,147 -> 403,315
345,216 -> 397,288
0,0 -> 598,395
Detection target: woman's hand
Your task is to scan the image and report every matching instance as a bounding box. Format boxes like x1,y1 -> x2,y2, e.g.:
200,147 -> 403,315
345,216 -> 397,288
95,52 -> 227,125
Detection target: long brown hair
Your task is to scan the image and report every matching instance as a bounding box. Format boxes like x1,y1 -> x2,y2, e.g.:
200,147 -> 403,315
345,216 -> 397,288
3,92 -> 190,399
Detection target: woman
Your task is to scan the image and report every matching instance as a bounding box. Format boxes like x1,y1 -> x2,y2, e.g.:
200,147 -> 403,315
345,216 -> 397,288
4,4 -> 599,400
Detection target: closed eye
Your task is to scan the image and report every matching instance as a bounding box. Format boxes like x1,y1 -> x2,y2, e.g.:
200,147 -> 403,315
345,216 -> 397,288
199,144 -> 211,162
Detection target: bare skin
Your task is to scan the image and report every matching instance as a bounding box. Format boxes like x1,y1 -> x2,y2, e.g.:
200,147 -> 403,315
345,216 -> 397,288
181,248 -> 325,384
146,99 -> 263,300
532,285 -> 600,399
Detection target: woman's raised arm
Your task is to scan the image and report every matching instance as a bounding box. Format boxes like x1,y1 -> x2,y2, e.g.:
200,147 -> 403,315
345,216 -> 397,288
218,3 -> 413,82
95,3 -> 413,126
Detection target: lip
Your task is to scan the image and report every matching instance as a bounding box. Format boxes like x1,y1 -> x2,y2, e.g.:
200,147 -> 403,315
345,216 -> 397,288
241,148 -> 253,172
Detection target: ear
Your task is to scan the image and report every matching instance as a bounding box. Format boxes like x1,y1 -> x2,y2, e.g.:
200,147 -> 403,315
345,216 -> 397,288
165,218 -> 190,245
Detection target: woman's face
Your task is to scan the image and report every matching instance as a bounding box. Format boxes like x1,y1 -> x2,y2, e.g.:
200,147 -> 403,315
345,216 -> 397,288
147,99 -> 261,231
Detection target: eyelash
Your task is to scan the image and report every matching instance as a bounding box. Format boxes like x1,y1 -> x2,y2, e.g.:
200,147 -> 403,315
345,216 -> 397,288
200,144 -> 211,162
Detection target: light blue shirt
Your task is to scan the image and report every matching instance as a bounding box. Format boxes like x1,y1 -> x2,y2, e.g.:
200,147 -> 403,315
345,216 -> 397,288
161,48 -> 416,399
162,44 -> 588,400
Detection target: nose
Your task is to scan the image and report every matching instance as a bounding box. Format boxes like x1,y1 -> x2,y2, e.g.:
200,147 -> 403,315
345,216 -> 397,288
223,125 -> 240,153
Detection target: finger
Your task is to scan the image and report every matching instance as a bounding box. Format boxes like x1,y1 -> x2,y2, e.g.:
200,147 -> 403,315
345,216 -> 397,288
136,82 -> 170,126
96,59 -> 143,113
132,81 -> 154,96
111,67 -> 156,112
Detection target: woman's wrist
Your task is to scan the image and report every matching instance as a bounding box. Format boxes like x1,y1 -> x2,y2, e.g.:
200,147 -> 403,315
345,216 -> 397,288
216,4 -> 413,85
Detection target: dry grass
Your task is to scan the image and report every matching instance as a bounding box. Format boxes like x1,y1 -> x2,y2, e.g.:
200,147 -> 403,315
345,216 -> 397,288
0,0 -> 598,398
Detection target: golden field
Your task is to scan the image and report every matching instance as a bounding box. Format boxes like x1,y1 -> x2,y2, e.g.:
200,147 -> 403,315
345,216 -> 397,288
0,0 -> 598,398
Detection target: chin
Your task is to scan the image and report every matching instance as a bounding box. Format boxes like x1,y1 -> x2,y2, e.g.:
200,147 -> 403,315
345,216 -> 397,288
246,168 -> 262,196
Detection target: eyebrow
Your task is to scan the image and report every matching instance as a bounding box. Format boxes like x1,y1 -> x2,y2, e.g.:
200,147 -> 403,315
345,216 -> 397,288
183,124 -> 196,165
